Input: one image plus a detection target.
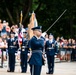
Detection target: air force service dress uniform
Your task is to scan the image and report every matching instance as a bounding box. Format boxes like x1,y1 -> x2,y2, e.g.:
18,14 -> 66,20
28,26 -> 44,75
7,32 -> 19,72
20,32 -> 28,73
45,34 -> 57,74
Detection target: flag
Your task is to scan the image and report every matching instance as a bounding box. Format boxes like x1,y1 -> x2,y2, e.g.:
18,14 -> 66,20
28,11 -> 38,39
18,11 -> 23,47
34,16 -> 38,27
18,28 -> 23,47
33,11 -> 38,27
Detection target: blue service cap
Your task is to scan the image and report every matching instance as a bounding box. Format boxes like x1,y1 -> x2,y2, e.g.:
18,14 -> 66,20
23,31 -> 27,34
49,33 -> 53,36
31,26 -> 42,30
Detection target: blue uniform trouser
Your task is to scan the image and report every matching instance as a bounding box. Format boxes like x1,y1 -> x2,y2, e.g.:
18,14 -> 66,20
8,53 -> 15,72
47,55 -> 54,73
30,65 -> 42,75
20,53 -> 27,72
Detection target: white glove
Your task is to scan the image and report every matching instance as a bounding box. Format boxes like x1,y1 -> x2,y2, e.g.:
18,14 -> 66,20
54,55 -> 57,58
15,53 -> 18,56
27,51 -> 32,62
41,32 -> 47,37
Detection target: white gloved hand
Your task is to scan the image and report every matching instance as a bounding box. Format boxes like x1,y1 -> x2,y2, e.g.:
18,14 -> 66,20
27,51 -> 32,62
54,55 -> 57,58
15,53 -> 18,56
41,32 -> 47,37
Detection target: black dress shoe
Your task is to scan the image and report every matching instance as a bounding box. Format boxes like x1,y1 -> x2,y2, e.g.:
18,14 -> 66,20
7,70 -> 11,72
11,71 -> 14,72
21,71 -> 26,73
21,72 -> 26,73
46,72 -> 51,74
50,73 -> 53,74
46,72 -> 53,74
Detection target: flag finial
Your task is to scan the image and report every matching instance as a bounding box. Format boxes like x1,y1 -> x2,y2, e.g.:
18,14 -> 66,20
32,11 -> 35,14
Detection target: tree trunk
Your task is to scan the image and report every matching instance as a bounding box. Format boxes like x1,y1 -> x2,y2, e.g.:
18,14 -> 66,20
6,7 -> 15,24
35,2 -> 42,13
23,0 -> 32,23
16,10 -> 19,24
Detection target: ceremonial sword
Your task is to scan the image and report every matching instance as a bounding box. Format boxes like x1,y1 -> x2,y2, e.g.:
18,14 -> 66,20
42,9 -> 67,37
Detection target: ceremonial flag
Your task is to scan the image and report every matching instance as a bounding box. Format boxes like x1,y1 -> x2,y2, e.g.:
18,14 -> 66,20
18,11 -> 23,47
18,28 -> 23,46
33,12 -> 38,27
28,11 -> 38,39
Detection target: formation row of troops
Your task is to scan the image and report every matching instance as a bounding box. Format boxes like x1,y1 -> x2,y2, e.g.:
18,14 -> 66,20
1,25 -> 76,75
4,26 -> 58,75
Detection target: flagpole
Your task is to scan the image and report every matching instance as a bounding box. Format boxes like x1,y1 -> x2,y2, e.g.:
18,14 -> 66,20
18,11 -> 23,72
20,11 -> 23,25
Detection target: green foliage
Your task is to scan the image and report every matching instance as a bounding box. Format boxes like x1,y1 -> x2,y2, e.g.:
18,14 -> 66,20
33,0 -> 76,38
0,0 -> 76,38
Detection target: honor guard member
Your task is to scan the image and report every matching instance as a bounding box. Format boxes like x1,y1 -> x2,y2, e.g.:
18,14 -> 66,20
20,31 -> 28,73
28,26 -> 44,75
45,33 -> 57,74
7,32 -> 19,72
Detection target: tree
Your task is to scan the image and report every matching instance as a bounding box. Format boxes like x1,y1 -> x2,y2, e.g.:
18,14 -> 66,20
0,0 -> 32,25
33,0 -> 76,38
0,0 -> 76,38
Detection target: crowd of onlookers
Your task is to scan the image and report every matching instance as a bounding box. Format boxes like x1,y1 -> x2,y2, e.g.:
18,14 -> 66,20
45,34 -> 76,62
0,19 -> 26,64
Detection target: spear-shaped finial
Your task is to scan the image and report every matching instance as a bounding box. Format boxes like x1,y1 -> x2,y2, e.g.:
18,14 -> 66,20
32,11 -> 34,14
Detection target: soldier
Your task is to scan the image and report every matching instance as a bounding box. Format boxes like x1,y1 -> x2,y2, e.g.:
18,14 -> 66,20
28,26 -> 44,75
45,33 -> 57,74
20,31 -> 28,73
7,32 -> 19,72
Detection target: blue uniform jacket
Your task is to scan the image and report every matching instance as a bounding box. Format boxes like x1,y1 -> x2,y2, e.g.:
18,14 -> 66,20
45,40 -> 57,56
28,36 -> 44,66
21,38 -> 28,54
8,38 -> 19,53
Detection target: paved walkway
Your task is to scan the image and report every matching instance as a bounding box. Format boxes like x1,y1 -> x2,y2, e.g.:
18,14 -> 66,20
0,61 -> 76,75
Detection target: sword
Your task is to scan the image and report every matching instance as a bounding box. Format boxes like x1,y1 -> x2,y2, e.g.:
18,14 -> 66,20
42,9 -> 67,37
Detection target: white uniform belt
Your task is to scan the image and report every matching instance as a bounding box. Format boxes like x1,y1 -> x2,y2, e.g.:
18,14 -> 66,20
21,46 -> 27,48
47,47 -> 54,50
9,46 -> 17,48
